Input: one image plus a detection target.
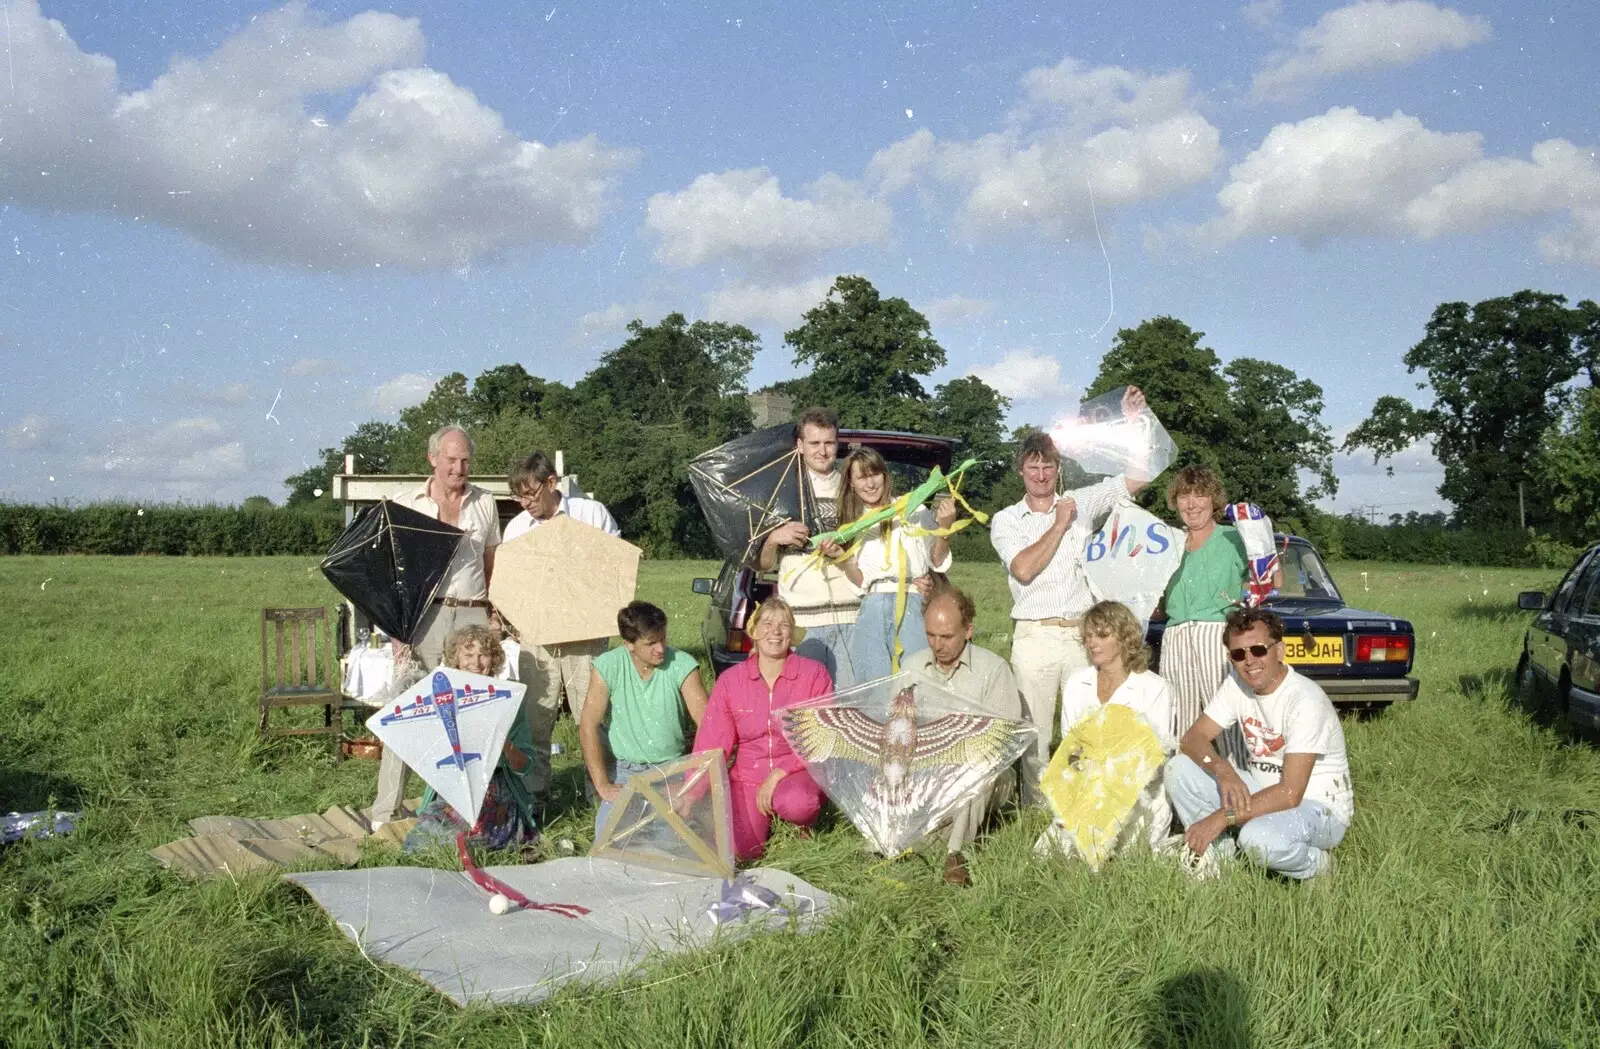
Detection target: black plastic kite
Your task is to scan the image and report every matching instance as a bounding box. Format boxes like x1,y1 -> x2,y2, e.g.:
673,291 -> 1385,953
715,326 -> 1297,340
688,424 -> 832,565
320,499 -> 463,644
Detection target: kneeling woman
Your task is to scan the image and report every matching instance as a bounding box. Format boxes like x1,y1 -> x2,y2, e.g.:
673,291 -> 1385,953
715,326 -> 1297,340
404,624 -> 538,852
1038,600 -> 1177,860
693,598 -> 830,862
822,447 -> 956,683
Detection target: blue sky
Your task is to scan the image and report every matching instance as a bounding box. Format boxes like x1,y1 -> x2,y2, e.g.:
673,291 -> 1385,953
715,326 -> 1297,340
1,0 -> 1595,514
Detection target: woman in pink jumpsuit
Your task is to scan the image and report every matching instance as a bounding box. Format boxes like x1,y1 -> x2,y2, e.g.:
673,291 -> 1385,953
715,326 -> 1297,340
693,597 -> 831,861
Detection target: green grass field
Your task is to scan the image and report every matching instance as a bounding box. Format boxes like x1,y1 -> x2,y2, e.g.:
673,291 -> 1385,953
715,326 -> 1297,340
1,556 -> 1597,1048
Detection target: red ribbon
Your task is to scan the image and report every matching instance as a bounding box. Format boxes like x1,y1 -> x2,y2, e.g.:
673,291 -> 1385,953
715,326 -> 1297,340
455,832 -> 590,919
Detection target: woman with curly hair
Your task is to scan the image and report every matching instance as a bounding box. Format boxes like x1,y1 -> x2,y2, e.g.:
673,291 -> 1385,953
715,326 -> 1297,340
403,623 -> 539,853
1038,600 -> 1177,859
1158,465 -> 1248,739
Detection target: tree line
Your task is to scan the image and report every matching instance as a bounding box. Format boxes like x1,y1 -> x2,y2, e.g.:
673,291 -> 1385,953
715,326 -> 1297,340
280,277 -> 1596,557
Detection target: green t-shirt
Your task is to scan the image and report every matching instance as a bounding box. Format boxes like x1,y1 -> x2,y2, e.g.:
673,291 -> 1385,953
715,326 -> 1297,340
1164,524 -> 1248,624
594,646 -> 700,763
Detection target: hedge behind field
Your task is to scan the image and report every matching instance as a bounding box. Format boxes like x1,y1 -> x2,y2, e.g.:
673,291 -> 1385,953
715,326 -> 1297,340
0,503 -> 344,556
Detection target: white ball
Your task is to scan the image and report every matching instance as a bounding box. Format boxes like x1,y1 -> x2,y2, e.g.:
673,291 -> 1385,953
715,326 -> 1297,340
488,893 -> 511,915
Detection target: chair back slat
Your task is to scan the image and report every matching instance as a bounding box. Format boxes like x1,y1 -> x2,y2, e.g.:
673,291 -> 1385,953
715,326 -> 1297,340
259,606 -> 342,750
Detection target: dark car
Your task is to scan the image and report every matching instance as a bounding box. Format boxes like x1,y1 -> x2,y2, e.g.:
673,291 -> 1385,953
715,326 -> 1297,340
1149,535 -> 1420,710
1516,541 -> 1600,732
691,429 -> 955,677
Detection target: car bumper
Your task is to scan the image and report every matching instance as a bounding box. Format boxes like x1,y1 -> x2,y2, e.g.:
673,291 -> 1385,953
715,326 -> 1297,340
1314,677 -> 1420,706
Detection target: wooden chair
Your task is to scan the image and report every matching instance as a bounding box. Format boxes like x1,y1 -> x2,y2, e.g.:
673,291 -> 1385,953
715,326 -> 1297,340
260,607 -> 343,753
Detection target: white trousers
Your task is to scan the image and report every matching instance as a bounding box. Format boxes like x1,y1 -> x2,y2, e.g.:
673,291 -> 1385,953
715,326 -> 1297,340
1165,754 -> 1347,879
1009,619 -> 1091,806
516,637 -> 609,801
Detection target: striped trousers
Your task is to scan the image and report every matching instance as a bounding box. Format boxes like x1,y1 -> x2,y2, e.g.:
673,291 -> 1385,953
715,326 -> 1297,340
1159,619 -> 1247,766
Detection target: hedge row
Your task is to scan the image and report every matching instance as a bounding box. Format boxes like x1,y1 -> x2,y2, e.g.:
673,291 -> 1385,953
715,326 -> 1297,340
0,503 -> 345,556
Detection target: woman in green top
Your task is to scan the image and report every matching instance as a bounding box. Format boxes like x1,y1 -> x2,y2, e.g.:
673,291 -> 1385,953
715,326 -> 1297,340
1157,466 -> 1248,738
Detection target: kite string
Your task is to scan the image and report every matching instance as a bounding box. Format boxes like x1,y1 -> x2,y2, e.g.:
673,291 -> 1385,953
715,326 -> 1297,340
1086,173 -> 1114,343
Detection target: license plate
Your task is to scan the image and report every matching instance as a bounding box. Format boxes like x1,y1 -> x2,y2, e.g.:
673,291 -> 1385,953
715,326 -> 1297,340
1284,636 -> 1344,664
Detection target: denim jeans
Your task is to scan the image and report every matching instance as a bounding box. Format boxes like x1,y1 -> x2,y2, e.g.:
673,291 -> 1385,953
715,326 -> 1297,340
793,623 -> 855,692
1164,754 -> 1347,879
849,591 -> 927,684
594,757 -> 659,837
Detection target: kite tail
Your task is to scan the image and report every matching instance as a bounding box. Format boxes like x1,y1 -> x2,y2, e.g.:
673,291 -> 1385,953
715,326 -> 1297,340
455,832 -> 589,919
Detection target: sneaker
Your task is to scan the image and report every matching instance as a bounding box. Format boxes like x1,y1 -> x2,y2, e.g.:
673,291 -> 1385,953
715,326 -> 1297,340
1179,843 -> 1222,881
1155,833 -> 1186,858
1306,850 -> 1337,885
944,851 -> 972,887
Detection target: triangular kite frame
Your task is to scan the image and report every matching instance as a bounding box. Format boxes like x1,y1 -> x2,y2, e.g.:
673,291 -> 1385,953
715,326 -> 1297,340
688,447 -> 822,567
589,750 -> 736,879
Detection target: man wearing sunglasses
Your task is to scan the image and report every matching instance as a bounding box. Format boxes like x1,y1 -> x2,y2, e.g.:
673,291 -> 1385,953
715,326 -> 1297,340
1163,607 -> 1353,880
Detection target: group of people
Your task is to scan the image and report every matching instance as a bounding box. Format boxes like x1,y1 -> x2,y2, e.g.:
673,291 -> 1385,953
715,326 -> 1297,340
369,404 -> 1354,886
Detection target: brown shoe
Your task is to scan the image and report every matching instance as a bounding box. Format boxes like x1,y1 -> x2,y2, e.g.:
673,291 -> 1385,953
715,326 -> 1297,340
944,851 -> 971,887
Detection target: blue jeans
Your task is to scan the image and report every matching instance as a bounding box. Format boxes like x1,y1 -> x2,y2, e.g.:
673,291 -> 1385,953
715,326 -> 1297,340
1164,754 -> 1347,879
849,592 -> 927,684
794,623 -> 855,692
594,758 -> 657,837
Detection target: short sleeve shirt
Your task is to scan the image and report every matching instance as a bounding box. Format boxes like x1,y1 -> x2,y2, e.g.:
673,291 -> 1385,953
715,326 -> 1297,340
393,481 -> 501,600
594,646 -> 701,763
1203,665 -> 1354,823
1163,525 -> 1248,624
989,476 -> 1125,620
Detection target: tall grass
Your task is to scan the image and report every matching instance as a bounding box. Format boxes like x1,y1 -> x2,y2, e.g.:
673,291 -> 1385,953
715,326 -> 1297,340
0,556 -> 1596,1048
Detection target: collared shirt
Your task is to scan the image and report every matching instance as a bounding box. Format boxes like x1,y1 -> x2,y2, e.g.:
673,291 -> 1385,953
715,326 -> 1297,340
393,480 -> 501,600
693,651 -> 833,783
502,494 -> 620,542
1060,667 -> 1177,752
907,643 -> 1022,720
989,475 -> 1125,621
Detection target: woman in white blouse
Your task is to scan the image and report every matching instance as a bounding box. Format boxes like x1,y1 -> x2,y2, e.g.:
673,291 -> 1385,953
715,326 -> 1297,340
820,448 -> 956,684
1044,599 -> 1177,858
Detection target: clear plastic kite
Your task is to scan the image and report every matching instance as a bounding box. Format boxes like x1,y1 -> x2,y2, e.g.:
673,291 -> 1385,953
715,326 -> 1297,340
365,669 -> 526,827
1035,704 -> 1166,871
779,672 -> 1035,856
1049,386 -> 1177,482
1083,498 -> 1184,634
590,750 -> 736,880
1224,502 -> 1280,607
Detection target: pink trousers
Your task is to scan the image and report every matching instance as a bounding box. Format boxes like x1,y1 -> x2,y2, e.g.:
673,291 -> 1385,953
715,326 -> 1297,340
729,770 -> 825,861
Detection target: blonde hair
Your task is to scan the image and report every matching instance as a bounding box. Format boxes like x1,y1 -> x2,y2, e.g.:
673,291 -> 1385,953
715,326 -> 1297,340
749,596 -> 797,638
1080,600 -> 1150,673
1165,465 -> 1227,523
445,623 -> 506,676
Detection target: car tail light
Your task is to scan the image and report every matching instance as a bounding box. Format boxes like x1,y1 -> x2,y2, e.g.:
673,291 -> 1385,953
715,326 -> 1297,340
727,628 -> 752,654
1355,634 -> 1411,663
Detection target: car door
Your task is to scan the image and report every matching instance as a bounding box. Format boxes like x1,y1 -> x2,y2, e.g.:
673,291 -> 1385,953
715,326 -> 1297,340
1565,551 -> 1600,725
1533,549 -> 1595,684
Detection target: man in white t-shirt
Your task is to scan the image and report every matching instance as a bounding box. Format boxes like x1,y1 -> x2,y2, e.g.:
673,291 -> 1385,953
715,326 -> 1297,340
757,407 -> 861,688
1165,607 -> 1354,880
989,386 -> 1149,805
499,450 -> 621,807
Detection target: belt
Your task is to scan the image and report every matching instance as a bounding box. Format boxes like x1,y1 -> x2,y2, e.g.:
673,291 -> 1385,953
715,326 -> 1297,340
1024,617 -> 1080,629
434,597 -> 491,609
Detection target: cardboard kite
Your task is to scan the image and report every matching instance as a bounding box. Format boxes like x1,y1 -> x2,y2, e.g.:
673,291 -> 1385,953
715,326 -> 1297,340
488,515 -> 642,646
366,669 -> 526,826
1035,704 -> 1167,871
320,499 -> 464,644
1084,498 -> 1184,634
1048,386 -> 1177,482
780,673 -> 1035,856
590,750 -> 736,879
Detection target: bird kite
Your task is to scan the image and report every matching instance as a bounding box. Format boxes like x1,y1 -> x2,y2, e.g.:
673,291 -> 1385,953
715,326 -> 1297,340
780,674 -> 1035,856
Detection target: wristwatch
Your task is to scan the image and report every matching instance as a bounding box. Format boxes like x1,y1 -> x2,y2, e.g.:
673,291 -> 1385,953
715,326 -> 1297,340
1224,807 -> 1238,827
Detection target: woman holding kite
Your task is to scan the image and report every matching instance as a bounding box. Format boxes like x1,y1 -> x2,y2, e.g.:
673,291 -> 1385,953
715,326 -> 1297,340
820,447 -> 958,684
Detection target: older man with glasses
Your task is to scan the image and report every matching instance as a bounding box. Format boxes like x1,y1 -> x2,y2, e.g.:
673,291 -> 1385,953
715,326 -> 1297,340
1165,606 -> 1354,881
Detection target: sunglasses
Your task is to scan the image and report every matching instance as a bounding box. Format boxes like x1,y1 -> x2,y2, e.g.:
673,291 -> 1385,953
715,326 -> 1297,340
1227,643 -> 1275,662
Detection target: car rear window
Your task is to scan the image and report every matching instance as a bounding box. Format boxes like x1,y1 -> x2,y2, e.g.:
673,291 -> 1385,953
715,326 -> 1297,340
1278,544 -> 1340,601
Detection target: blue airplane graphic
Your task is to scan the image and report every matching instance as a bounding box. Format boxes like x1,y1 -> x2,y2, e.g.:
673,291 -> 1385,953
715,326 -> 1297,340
379,671 -> 513,771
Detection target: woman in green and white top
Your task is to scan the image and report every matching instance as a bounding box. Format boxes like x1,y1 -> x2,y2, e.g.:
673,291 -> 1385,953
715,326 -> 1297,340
1158,466 -> 1248,739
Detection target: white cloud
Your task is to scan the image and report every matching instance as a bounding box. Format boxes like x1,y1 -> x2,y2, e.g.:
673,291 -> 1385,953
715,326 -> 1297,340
968,351 -> 1075,402
170,381 -> 252,406
0,1 -> 637,270
1322,434 -> 1449,514
1181,108 -> 1600,264
868,59 -> 1221,239
572,303 -> 642,341
646,168 -> 891,270
704,276 -> 835,328
1252,1 -> 1491,100
924,295 -> 994,326
1240,0 -> 1284,29
4,413 -> 60,450
81,417 -> 249,495
287,357 -> 341,377
367,373 -> 436,415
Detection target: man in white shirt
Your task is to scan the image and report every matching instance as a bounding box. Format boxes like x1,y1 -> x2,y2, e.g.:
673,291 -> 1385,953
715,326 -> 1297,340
907,586 -> 1022,886
988,386 -> 1148,805
373,424 -> 501,824
1166,607 -> 1354,880
500,450 -> 621,806
757,407 -> 862,688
